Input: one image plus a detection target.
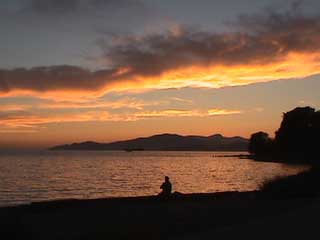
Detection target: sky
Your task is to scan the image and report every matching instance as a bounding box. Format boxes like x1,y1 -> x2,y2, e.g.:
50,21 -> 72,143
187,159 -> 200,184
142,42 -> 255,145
1,0 -> 320,149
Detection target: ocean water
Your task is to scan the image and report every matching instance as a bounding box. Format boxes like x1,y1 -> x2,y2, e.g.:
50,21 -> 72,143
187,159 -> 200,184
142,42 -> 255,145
0,151 -> 306,206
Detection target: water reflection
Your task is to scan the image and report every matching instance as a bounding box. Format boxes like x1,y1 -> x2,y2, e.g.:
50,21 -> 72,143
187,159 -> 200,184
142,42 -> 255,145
0,151 -> 307,206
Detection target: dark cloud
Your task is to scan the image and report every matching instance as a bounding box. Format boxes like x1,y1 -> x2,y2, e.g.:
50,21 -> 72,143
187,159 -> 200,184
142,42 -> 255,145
0,65 -> 118,93
102,8 -> 320,76
1,7 -> 320,95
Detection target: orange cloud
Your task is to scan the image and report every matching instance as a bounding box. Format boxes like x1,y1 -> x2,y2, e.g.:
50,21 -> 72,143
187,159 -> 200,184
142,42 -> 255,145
208,109 -> 242,116
135,109 -> 242,118
1,104 -> 31,111
111,52 -> 320,91
37,97 -> 152,110
1,10 -> 320,98
0,112 -> 115,129
135,109 -> 198,118
0,107 -> 243,131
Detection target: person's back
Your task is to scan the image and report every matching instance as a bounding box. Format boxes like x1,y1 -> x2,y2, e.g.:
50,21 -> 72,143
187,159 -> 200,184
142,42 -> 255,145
159,176 -> 172,198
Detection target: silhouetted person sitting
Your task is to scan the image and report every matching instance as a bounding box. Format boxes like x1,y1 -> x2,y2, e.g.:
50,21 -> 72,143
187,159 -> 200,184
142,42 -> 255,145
158,176 -> 172,198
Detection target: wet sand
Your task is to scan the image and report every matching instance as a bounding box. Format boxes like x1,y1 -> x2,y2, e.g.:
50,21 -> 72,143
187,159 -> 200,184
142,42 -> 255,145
1,191 -> 318,240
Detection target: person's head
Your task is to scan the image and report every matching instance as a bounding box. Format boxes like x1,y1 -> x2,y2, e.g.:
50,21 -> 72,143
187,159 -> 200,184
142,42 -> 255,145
165,176 -> 169,182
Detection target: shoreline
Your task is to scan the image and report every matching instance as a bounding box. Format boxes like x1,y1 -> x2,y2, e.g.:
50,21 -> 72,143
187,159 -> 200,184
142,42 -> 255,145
0,190 -> 256,210
1,189 -> 319,239
1,165 -> 318,239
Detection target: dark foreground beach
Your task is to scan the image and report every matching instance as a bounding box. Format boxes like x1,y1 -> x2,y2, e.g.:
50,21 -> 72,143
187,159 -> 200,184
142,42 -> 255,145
1,189 -> 319,240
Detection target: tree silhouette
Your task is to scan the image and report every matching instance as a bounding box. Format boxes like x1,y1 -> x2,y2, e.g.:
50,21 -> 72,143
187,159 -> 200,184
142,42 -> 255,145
249,106 -> 320,161
248,131 -> 272,156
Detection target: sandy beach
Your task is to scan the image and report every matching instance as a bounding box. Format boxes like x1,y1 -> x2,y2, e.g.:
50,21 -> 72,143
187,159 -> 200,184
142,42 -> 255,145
1,191 -> 318,240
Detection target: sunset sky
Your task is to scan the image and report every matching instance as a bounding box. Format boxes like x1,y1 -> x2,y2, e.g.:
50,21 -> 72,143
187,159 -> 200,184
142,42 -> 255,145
1,0 -> 320,149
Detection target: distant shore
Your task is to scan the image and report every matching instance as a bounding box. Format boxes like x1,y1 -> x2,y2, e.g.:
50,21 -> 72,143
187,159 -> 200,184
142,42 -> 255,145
50,133 -> 248,152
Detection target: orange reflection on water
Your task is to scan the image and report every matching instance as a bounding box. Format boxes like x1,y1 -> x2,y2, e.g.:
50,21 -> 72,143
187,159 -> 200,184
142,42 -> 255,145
0,151 -> 308,206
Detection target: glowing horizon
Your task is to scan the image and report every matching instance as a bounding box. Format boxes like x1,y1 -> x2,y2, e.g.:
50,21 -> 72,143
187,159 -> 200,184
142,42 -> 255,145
1,1 -> 320,148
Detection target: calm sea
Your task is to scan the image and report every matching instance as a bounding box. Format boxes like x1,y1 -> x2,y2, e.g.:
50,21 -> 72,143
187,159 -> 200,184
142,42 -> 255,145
0,151 -> 306,207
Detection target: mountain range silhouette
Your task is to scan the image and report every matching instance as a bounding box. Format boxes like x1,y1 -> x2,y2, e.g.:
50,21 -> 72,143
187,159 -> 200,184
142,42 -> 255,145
51,133 -> 248,151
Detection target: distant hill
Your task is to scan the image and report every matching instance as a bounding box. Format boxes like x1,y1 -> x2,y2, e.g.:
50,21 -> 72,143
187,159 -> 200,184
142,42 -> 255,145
50,133 -> 249,151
